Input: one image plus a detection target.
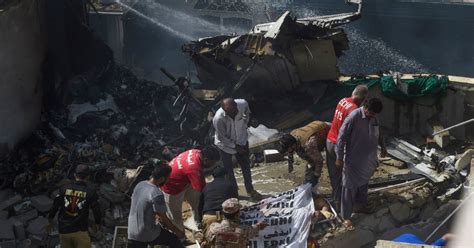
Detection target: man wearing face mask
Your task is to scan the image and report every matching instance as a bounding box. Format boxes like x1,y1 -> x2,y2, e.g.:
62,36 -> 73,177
335,98 -> 386,230
127,165 -> 185,248
213,98 -> 262,200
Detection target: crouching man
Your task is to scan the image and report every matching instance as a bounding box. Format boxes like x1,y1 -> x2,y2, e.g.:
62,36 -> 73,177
127,164 -> 185,248
278,121 -> 330,187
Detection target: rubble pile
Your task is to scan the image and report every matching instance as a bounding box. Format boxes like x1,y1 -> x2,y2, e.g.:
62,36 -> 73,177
311,180 -> 460,248
0,65 -> 197,247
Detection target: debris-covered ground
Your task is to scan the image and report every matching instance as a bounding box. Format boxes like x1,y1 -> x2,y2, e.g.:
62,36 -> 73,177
1,1 -> 474,248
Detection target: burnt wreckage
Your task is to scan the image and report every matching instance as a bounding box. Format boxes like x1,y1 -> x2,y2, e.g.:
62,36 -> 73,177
183,0 -> 362,97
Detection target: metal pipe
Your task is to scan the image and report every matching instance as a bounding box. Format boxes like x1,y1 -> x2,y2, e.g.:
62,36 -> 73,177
424,191 -> 474,243
369,178 -> 426,193
432,119 -> 474,136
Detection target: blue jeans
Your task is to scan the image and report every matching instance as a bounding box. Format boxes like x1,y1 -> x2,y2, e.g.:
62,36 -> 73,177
219,149 -> 254,194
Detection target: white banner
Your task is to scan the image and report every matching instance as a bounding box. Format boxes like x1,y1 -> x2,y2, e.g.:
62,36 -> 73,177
240,184 -> 315,248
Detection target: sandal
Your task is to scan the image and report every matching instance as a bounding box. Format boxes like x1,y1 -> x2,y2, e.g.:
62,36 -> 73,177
343,220 -> 355,231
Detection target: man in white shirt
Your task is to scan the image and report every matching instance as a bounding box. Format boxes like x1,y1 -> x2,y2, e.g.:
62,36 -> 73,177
213,98 -> 262,200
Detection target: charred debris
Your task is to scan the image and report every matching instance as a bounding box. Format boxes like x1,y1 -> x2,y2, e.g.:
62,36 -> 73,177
183,1 -> 362,125
0,0 -> 472,247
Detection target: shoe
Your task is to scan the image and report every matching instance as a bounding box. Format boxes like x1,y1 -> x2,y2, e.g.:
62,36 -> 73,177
248,190 -> 263,201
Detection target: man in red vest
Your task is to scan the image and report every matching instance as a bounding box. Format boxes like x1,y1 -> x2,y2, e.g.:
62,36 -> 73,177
161,146 -> 221,234
326,85 -> 368,208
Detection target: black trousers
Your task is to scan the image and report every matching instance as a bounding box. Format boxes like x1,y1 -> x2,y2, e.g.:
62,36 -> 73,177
127,229 -> 184,248
219,149 -> 254,193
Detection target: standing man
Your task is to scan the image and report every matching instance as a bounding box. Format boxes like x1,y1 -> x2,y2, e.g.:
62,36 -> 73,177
213,98 -> 262,200
204,198 -> 268,248
198,166 -> 238,235
335,98 -> 386,229
278,121 -> 330,189
161,146 -> 221,233
326,85 -> 368,208
47,164 -> 101,248
128,164 -> 185,248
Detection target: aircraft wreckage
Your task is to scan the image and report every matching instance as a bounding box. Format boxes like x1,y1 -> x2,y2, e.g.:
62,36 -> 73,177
182,0 -> 363,95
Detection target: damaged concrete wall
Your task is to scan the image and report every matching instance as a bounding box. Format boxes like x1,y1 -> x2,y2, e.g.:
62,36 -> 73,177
369,81 -> 474,141
0,0 -> 45,153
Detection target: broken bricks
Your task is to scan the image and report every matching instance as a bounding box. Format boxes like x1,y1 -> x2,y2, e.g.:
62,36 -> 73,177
30,195 -> 53,213
0,219 -> 15,240
0,195 -> 22,211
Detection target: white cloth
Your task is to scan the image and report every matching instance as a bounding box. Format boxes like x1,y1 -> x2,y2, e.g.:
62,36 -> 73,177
213,99 -> 250,154
163,185 -> 201,232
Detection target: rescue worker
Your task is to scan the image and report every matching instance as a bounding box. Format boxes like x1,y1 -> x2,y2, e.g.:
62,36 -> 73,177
47,164 -> 101,248
326,84 -> 369,208
204,198 -> 268,248
278,121 -> 330,188
160,146 -> 221,233
198,166 -> 238,235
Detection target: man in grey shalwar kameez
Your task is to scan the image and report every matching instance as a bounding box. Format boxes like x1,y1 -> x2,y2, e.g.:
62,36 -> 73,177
335,98 -> 386,229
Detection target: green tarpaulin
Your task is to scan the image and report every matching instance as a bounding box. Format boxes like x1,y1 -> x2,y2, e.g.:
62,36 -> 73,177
379,75 -> 449,101
310,75 -> 449,114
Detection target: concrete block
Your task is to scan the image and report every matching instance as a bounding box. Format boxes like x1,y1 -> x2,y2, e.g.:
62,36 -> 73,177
431,124 -> 450,148
0,219 -> 15,240
377,215 -> 396,232
0,195 -> 22,211
15,209 -> 38,223
0,240 -> 16,248
389,202 -> 411,223
30,195 -> 53,213
13,200 -> 33,215
322,228 -> 374,248
263,149 -> 285,163
26,217 -> 48,237
13,220 -> 26,240
18,239 -> 32,248
359,214 -> 380,230
0,210 -> 8,220
28,234 -> 44,246
0,189 -> 13,202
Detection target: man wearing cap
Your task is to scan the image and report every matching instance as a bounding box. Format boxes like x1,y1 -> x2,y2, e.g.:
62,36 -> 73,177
198,166 -> 238,235
161,146 -> 221,233
204,198 -> 268,248
278,121 -> 331,187
48,164 -> 101,248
